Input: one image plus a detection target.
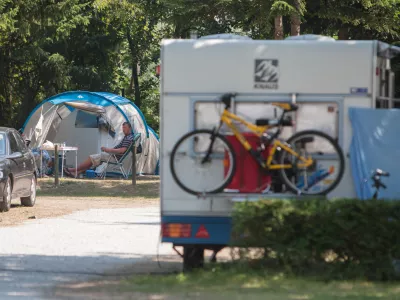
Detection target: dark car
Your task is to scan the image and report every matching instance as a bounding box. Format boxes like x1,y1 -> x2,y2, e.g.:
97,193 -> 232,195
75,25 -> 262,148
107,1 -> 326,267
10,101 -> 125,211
0,127 -> 37,212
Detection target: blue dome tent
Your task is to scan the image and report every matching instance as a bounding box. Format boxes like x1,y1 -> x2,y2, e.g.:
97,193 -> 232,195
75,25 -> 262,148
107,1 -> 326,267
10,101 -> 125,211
22,91 -> 159,176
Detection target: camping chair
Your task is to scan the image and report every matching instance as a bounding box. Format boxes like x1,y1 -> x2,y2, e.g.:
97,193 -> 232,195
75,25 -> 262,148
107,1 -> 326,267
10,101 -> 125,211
99,133 -> 141,179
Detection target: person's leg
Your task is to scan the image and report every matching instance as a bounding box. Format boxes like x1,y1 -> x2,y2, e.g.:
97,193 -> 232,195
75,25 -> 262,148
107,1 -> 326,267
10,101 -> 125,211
67,154 -> 101,175
100,152 -> 117,163
67,158 -> 92,174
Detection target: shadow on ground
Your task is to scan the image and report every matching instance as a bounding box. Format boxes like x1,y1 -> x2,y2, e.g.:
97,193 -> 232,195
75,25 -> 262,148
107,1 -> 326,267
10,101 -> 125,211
0,253 -> 181,300
37,178 -> 160,199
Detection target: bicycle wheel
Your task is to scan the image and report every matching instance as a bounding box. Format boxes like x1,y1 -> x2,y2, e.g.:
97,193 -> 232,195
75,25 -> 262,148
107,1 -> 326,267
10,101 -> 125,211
170,129 -> 237,195
278,130 -> 345,195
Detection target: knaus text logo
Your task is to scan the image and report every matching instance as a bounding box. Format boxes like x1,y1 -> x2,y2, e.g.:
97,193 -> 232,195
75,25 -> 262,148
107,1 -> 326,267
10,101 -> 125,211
254,59 -> 279,89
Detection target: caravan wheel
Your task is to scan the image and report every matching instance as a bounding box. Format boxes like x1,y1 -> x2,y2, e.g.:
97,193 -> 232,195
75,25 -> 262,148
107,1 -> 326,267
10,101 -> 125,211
183,246 -> 204,272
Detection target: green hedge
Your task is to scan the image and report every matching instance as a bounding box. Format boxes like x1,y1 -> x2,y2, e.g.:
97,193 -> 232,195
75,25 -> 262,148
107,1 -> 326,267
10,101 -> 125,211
231,198 -> 400,281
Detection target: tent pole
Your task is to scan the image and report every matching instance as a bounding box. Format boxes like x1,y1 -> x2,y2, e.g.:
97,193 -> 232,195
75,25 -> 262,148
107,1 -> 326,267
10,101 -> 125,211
54,145 -> 59,186
131,143 -> 136,186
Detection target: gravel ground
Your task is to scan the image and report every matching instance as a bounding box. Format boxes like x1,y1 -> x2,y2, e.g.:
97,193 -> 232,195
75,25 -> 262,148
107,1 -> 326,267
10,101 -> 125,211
1,177 -> 160,227
0,205 -> 181,300
0,197 -> 158,227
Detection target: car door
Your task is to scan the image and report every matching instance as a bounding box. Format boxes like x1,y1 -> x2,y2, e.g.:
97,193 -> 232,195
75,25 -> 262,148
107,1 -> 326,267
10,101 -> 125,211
12,131 -> 34,196
7,132 -> 24,196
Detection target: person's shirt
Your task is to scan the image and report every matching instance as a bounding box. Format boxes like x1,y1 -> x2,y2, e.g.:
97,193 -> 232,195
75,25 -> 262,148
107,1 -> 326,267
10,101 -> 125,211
113,133 -> 134,159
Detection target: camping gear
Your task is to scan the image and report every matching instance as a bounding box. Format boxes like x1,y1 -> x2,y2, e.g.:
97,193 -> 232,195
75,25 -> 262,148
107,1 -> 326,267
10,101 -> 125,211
85,170 -> 96,178
21,91 -> 160,177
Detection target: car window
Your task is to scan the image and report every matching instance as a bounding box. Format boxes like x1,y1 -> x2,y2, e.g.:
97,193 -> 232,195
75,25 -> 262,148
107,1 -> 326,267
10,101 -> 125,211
13,132 -> 27,152
8,132 -> 20,153
0,133 -> 5,155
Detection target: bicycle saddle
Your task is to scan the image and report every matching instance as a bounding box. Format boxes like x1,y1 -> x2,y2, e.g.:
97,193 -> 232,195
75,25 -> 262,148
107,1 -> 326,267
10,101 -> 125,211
295,136 -> 315,145
220,93 -> 237,108
272,102 -> 299,112
255,117 -> 293,127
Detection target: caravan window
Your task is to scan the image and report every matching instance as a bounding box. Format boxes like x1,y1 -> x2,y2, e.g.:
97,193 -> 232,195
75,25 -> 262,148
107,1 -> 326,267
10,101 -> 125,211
194,100 -> 339,141
295,102 -> 338,139
194,101 -> 293,138
194,101 -> 227,132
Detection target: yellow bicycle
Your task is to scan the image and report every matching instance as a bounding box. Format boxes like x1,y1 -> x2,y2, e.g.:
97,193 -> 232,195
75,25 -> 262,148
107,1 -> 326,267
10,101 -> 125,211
170,93 -> 345,196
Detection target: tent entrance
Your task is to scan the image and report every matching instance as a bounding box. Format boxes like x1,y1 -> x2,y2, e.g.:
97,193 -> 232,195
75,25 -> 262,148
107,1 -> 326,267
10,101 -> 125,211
52,108 -> 112,167
22,91 -> 160,176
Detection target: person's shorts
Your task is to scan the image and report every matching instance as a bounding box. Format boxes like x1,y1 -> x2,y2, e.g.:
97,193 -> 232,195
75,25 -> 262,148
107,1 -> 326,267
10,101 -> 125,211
89,152 -> 117,168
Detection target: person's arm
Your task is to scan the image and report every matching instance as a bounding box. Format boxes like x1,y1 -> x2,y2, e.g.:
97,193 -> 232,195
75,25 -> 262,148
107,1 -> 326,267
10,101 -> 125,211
101,146 -> 127,154
101,134 -> 134,154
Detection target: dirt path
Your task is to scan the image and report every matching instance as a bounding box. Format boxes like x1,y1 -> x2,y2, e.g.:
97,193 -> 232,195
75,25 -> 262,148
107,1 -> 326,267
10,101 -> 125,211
0,177 -> 160,227
0,205 -> 179,300
0,197 -> 159,227
0,177 -> 235,299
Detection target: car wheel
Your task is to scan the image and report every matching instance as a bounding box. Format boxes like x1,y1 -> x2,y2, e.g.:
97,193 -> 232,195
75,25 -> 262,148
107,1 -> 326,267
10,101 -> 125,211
21,175 -> 36,207
0,177 -> 12,212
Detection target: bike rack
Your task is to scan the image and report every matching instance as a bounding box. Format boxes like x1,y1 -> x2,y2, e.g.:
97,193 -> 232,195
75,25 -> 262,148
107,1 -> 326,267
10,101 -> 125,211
196,191 -> 323,202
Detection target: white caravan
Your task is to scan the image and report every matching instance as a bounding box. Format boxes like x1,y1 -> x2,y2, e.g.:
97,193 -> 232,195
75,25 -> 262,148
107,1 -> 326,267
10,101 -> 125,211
159,34 -> 400,269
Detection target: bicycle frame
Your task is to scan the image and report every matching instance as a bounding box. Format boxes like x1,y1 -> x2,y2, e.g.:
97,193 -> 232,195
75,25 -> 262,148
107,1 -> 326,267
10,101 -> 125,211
220,108 -> 313,170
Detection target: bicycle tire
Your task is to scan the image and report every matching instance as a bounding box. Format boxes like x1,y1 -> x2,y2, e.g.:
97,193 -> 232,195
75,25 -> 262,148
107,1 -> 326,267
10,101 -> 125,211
278,130 -> 345,196
170,129 -> 237,195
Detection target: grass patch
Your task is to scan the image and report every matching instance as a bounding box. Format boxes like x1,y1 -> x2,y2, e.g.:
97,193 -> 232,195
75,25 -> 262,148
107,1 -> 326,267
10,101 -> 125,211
122,263 -> 400,299
37,177 -> 159,199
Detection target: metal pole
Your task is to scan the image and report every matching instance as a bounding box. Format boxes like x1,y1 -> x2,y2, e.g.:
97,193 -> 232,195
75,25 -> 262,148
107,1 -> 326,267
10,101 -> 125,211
54,145 -> 59,186
61,149 -> 64,178
40,150 -> 43,178
131,144 -> 136,186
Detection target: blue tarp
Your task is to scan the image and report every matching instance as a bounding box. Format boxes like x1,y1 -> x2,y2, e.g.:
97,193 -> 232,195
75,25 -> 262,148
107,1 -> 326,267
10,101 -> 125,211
349,107 -> 400,199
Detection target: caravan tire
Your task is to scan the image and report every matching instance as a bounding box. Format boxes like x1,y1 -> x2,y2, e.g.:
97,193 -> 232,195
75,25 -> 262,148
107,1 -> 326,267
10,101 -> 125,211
183,246 -> 204,272
170,129 -> 236,196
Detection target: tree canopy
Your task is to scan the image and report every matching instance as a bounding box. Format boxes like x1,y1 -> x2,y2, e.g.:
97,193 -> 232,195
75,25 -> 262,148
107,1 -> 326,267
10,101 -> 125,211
0,0 -> 399,131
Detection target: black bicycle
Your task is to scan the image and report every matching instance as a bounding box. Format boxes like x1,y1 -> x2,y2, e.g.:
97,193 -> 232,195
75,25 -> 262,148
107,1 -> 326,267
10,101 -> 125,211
371,168 -> 390,199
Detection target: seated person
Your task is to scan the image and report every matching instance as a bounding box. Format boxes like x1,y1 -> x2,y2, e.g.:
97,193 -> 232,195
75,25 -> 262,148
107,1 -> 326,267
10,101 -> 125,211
64,122 -> 134,177
31,148 -> 53,176
20,133 -> 53,176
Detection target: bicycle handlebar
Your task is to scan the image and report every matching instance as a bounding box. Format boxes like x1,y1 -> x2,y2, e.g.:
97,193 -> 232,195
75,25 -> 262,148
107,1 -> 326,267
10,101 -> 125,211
371,168 -> 390,193
374,168 -> 390,177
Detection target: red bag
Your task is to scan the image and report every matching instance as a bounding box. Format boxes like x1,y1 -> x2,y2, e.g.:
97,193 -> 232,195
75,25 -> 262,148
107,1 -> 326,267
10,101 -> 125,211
224,133 -> 271,193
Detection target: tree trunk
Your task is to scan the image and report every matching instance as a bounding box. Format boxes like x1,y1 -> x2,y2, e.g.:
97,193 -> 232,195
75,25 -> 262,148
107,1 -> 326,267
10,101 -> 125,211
274,16 -> 284,40
338,27 -> 349,40
2,46 -> 13,126
290,0 -> 301,36
17,85 -> 39,129
132,61 -> 141,108
129,61 -> 135,92
4,81 -> 12,127
173,20 -> 182,38
126,28 -> 141,108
